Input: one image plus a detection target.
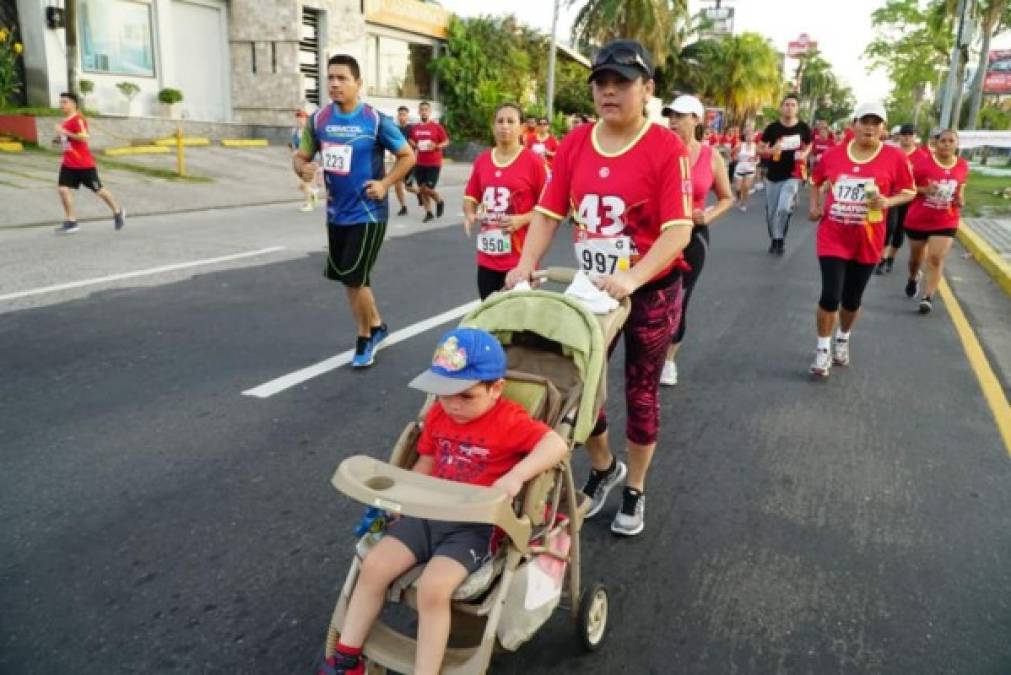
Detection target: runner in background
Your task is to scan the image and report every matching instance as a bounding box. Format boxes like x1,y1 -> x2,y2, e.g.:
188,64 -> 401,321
408,101 -> 449,223
807,102 -> 915,378
733,129 -> 759,211
463,103 -> 548,299
505,40 -> 693,536
759,94 -> 812,255
876,123 -> 921,275
290,110 -> 318,213
810,119 -> 835,174
660,95 -> 735,387
293,54 -> 415,368
394,105 -> 414,215
522,116 -> 539,146
53,92 -> 125,234
525,117 -> 559,170
902,129 -> 969,314
723,125 -> 741,179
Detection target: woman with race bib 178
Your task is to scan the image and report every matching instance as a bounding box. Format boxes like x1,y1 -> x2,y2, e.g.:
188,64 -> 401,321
463,103 -> 548,300
807,102 -> 915,378
505,40 -> 693,537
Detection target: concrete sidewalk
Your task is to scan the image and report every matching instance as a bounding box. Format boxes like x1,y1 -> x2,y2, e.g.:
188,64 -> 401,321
962,218 -> 1011,296
0,146 -> 472,229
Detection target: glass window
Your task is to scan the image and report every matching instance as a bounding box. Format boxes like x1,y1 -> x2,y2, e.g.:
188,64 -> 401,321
80,0 -> 156,76
365,33 -> 433,99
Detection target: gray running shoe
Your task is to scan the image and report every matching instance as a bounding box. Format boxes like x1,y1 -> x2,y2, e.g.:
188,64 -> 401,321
919,296 -> 933,315
610,487 -> 645,536
114,209 -> 126,230
56,221 -> 79,234
581,460 -> 627,519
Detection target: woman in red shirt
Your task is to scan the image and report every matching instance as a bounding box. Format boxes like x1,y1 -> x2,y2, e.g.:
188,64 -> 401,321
659,94 -> 734,386
525,118 -> 559,170
505,39 -> 693,537
902,129 -> 969,314
463,103 -> 548,299
807,102 -> 916,378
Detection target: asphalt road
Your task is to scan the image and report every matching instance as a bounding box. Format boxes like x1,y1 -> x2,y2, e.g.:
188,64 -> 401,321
1,190 -> 1009,674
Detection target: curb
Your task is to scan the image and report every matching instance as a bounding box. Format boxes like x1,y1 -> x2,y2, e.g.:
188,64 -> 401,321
958,220 -> 1011,297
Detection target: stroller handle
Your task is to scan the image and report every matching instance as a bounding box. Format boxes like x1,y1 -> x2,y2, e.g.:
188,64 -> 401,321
531,267 -> 577,285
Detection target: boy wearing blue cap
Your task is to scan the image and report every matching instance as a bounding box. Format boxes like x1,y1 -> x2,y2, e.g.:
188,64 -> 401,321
324,328 -> 567,675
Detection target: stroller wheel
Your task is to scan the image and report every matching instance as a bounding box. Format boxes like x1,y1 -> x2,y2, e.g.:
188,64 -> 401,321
577,582 -> 609,651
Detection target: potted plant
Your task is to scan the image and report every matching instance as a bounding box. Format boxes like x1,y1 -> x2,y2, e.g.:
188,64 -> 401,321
157,87 -> 183,119
78,79 -> 94,111
116,81 -> 140,116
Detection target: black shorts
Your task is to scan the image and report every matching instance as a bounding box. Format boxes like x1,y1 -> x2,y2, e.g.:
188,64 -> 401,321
58,166 -> 102,192
413,165 -> 441,189
905,227 -> 958,241
402,168 -> 415,187
386,516 -> 493,574
323,222 -> 387,287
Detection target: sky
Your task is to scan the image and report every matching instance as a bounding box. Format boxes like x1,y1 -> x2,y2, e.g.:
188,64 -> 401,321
437,0 -> 895,102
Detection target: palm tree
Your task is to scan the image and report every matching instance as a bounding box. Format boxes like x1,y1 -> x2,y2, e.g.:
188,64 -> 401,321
680,33 -> 781,125
966,0 -> 1011,128
567,0 -> 689,64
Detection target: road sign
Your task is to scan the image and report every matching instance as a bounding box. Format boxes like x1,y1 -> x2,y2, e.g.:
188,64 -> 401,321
787,33 -> 817,58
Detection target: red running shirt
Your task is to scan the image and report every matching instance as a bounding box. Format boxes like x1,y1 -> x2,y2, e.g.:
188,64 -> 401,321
812,131 -> 835,158
904,153 -> 969,232
811,141 -> 916,264
536,122 -> 693,282
409,121 -> 449,167
464,147 -> 548,272
525,134 -> 559,169
61,114 -> 96,169
417,398 -> 551,487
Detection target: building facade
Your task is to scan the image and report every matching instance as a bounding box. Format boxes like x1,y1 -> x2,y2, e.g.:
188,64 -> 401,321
16,0 -> 448,123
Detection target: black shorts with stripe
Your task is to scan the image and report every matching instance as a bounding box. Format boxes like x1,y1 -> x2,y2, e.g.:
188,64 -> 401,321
58,166 -> 103,191
324,221 -> 387,287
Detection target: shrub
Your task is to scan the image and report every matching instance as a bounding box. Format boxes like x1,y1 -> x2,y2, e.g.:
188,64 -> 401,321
157,88 -> 183,104
116,82 -> 140,100
79,79 -> 94,95
0,25 -> 24,106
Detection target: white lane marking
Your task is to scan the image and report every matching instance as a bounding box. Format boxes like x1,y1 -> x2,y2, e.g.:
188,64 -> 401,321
243,299 -> 481,398
0,247 -> 287,303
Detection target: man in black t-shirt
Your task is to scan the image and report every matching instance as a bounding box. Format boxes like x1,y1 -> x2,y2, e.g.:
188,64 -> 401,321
758,94 -> 812,254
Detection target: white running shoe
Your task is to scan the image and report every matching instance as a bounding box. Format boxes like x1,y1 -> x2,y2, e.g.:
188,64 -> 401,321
810,348 -> 832,377
660,360 -> 678,386
299,202 -> 313,212
610,488 -> 645,536
832,337 -> 850,366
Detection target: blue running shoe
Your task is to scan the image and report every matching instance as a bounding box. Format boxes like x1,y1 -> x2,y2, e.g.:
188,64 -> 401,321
370,323 -> 389,349
56,221 -> 79,234
351,336 -> 374,368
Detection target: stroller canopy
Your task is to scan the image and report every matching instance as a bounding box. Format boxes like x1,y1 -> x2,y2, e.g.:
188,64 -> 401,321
462,290 -> 607,444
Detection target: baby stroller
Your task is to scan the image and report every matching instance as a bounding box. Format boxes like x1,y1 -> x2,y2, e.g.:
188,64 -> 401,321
321,268 -> 630,673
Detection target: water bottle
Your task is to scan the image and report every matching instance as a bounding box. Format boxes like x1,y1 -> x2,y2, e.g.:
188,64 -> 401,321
864,180 -> 883,223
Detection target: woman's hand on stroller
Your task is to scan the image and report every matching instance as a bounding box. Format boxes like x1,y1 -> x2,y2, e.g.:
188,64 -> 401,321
505,263 -> 535,289
594,270 -> 639,300
492,473 -> 525,499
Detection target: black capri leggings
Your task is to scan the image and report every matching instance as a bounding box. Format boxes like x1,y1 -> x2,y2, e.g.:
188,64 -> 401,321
884,203 -> 908,250
818,256 -> 876,312
477,266 -> 507,300
672,225 -> 709,344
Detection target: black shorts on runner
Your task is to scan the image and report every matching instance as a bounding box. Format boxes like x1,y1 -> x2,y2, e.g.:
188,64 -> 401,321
323,221 -> 387,287
402,168 -> 416,187
413,165 -> 441,189
385,516 -> 494,574
58,166 -> 102,192
905,228 -> 959,241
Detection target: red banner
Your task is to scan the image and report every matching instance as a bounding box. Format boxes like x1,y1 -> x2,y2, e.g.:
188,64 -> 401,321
984,49 -> 1011,94
787,33 -> 817,58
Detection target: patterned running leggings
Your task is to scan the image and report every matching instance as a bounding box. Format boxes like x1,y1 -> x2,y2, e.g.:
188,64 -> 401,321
593,276 -> 683,446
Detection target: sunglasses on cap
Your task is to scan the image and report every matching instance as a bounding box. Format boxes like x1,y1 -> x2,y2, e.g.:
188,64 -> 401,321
592,45 -> 651,75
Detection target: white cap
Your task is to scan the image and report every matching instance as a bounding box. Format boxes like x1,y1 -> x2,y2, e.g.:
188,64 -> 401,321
662,94 -> 705,119
853,101 -> 887,122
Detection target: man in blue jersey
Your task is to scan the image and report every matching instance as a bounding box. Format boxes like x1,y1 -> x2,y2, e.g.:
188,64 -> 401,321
293,54 -> 415,368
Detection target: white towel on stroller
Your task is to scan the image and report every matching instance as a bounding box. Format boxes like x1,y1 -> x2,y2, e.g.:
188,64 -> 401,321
511,280 -> 533,292
564,271 -> 619,314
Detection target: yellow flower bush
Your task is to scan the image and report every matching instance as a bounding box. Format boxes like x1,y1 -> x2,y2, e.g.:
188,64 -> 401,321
0,25 -> 23,106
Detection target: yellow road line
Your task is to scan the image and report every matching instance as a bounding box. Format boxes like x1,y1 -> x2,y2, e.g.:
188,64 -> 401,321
958,221 -> 1011,297
938,276 -> 1011,456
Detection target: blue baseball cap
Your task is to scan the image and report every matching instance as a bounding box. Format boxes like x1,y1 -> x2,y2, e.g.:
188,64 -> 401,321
409,328 -> 507,395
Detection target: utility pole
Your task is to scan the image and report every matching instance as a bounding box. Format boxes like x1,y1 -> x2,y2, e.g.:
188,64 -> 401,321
940,0 -> 973,129
546,0 -> 560,121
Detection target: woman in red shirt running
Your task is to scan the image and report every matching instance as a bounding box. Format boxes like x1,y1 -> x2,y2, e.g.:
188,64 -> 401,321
807,102 -> 916,378
525,117 -> 560,170
505,40 -> 693,537
659,94 -> 734,386
902,129 -> 969,314
463,103 -> 548,299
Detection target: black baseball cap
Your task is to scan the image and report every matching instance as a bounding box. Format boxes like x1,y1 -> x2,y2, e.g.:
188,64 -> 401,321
899,123 -> 916,135
588,40 -> 654,83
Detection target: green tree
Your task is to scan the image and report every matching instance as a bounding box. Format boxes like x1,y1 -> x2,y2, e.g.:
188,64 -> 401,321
567,0 -> 689,64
